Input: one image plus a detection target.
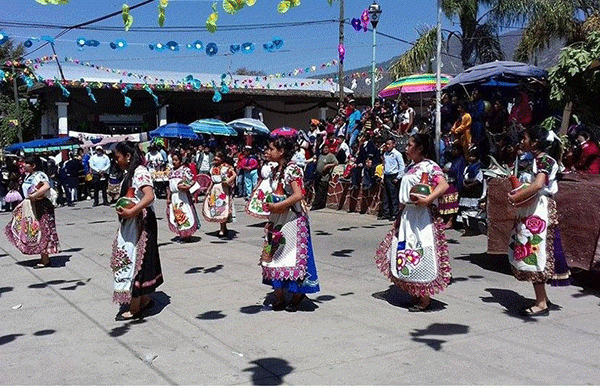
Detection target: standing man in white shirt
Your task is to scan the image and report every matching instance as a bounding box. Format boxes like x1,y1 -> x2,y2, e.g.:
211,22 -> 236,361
379,137 -> 405,220
89,145 -> 110,206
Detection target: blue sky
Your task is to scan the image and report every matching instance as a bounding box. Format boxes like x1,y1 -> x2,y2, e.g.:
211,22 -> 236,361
1,0 -> 444,78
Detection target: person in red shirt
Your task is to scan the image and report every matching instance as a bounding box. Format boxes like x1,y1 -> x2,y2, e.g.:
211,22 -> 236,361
574,130 -> 600,174
323,132 -> 341,154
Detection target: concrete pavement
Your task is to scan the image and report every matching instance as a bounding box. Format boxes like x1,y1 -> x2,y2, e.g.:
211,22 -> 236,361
1,198 -> 599,385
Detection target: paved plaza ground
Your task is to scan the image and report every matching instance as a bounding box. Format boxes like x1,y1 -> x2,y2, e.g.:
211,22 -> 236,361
1,198 -> 600,385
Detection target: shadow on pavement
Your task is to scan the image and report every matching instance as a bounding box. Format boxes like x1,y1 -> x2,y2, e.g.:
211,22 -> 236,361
410,323 -> 470,351
331,249 -> 354,258
0,333 -> 24,346
243,357 -> 294,386
62,247 -> 83,253
570,270 -> 600,299
372,286 -> 447,312
196,310 -> 226,320
247,222 -> 268,228
480,288 -> 541,322
33,329 -> 56,336
453,252 -> 512,276
205,230 -> 239,240
0,286 -> 14,297
16,255 -> 71,268
313,230 -> 332,236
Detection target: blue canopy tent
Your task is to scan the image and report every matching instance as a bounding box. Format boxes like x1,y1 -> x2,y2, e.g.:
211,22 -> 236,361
443,61 -> 548,91
5,136 -> 82,153
149,123 -> 199,140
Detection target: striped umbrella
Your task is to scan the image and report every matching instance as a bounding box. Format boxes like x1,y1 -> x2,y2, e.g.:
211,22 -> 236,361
378,73 -> 452,99
227,118 -> 270,136
189,118 -> 238,136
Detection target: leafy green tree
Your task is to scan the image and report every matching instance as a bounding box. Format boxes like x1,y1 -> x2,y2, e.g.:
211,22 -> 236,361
0,38 -> 39,147
548,31 -> 600,124
492,0 -> 600,62
390,0 -> 504,78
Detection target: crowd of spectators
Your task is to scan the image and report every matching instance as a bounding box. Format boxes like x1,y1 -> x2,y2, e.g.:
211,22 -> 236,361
2,88 -> 599,236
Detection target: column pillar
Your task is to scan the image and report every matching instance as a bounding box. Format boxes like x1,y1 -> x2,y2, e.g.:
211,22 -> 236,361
56,102 -> 69,137
158,105 -> 169,127
244,105 -> 253,118
320,107 -> 328,121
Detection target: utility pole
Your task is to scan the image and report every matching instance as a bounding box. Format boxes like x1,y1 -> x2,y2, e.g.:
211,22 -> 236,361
337,0 -> 345,105
434,0 -> 442,162
11,64 -> 23,143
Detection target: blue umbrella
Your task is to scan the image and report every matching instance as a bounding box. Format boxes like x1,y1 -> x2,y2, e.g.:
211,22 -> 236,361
189,118 -> 237,136
443,60 -> 547,90
149,123 -> 198,139
227,118 -> 270,136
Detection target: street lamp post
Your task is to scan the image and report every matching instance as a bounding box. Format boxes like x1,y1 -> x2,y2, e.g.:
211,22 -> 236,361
368,1 -> 381,108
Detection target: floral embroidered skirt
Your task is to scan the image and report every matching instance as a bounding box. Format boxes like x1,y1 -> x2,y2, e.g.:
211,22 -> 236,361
375,204 -> 451,297
167,191 -> 199,238
5,198 -> 60,255
202,183 -> 234,223
508,196 -> 570,285
132,208 -> 163,298
261,211 -> 320,294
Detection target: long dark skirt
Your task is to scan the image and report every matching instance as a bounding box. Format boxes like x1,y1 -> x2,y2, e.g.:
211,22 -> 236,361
131,208 -> 163,297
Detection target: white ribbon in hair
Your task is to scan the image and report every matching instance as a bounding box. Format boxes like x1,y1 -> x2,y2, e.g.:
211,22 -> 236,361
546,130 -> 559,142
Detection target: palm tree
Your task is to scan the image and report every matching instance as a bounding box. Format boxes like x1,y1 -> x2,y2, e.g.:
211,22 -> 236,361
492,0 -> 600,62
390,0 -> 504,79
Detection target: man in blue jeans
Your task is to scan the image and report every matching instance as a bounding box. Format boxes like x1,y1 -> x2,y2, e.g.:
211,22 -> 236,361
379,137 -> 405,220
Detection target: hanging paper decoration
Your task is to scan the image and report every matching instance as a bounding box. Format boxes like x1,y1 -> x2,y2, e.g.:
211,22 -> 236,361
35,0 -> 69,4
206,1 -> 219,33
277,0 -> 300,14
241,42 -> 254,54
41,35 -> 54,43
351,18 -> 361,31
57,79 -> 70,98
272,37 -> 284,50
76,37 -> 86,48
121,86 -> 132,107
211,81 -> 222,102
21,75 -> 35,89
110,39 -> 128,50
143,84 -> 159,106
206,43 -> 218,56
24,39 -> 33,48
220,73 -> 230,94
223,0 -> 245,14
361,9 -> 370,31
86,40 -> 100,47
230,44 -> 240,54
0,71 -> 5,80
185,75 -> 202,89
150,42 -> 165,51
338,43 -> 345,63
86,86 -> 97,103
187,40 -> 203,50
0,31 -> 9,45
166,41 -> 179,51
158,0 -> 168,27
122,4 -> 134,32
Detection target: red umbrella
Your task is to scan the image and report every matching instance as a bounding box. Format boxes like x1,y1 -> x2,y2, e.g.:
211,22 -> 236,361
271,127 -> 298,137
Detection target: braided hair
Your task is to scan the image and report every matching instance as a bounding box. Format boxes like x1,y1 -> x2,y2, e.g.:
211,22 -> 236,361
114,141 -> 145,197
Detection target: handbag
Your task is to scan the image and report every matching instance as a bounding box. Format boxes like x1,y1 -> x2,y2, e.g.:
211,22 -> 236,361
85,173 -> 93,182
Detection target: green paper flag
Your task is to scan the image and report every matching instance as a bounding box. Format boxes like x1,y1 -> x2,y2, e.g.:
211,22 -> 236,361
122,4 -> 133,32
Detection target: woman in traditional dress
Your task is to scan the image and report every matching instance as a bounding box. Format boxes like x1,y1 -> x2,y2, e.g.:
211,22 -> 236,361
112,141 -> 163,321
202,151 -> 236,238
261,136 -> 320,312
507,126 -> 570,317
375,134 -> 451,312
5,155 -> 60,268
166,152 -> 199,242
